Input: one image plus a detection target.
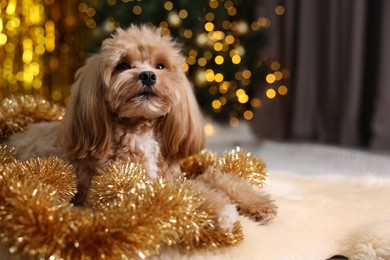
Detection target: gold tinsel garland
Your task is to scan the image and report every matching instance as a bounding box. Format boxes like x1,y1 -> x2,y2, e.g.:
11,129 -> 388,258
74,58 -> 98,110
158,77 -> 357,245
0,146 -> 243,259
0,145 -> 16,164
0,95 -> 65,141
180,147 -> 268,188
0,95 -> 269,259
219,147 -> 268,187
89,163 -> 243,253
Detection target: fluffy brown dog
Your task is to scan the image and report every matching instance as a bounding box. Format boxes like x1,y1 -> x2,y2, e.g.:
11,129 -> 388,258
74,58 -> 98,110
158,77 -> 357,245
6,25 -> 277,230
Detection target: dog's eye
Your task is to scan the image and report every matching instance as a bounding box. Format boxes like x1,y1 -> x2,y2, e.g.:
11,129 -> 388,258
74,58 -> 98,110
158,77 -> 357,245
155,63 -> 165,70
115,62 -> 131,71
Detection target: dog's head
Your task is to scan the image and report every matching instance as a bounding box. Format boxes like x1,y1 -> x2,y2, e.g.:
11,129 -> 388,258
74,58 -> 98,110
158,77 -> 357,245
62,25 -> 205,160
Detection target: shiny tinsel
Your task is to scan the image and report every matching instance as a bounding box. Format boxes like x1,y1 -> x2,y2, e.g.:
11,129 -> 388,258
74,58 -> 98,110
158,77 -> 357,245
0,173 -> 128,259
0,154 -> 77,205
218,147 -> 268,187
3,157 -> 78,204
0,145 -> 17,164
0,152 -> 79,258
0,95 -> 65,140
0,152 -> 243,259
89,162 -> 243,258
180,147 -> 268,187
87,162 -> 148,208
179,150 -> 218,179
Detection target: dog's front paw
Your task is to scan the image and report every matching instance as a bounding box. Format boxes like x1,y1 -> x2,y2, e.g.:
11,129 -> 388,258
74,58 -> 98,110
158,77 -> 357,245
217,204 -> 239,231
239,200 -> 278,225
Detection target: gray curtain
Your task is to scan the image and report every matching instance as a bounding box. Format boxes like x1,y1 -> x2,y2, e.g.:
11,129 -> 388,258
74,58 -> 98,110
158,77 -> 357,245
251,0 -> 390,150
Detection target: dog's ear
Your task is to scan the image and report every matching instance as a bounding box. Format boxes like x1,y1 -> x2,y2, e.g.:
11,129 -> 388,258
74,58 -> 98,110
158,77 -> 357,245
61,54 -> 112,160
162,69 -> 205,160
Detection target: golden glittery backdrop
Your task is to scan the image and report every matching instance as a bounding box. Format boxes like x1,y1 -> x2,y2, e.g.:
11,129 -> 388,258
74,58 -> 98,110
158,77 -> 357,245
0,0 -> 89,103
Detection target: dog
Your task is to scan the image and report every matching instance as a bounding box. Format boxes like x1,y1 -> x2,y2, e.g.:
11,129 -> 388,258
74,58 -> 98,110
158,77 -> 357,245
6,25 -> 277,230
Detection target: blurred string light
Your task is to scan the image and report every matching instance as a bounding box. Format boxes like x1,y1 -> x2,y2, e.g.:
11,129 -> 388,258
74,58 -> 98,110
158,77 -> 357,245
264,60 -> 289,100
0,0 -> 46,98
0,0 -> 90,103
275,5 -> 285,16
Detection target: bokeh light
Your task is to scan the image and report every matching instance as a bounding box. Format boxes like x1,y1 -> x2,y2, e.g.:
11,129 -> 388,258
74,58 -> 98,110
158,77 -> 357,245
0,0 -> 290,124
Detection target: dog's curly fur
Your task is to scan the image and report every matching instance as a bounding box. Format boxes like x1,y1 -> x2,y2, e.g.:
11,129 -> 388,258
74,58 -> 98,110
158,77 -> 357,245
6,25 -> 277,230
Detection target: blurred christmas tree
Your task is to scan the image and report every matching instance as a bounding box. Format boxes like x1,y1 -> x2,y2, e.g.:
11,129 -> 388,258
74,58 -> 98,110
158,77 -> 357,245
1,0 -> 287,125
82,0 -> 270,125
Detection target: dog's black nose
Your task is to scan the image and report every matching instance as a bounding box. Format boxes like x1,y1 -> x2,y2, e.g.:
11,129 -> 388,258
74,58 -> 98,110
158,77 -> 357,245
138,71 -> 156,86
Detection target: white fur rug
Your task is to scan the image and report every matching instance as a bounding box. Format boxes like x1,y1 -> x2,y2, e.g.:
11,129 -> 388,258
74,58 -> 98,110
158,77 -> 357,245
155,171 -> 390,259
